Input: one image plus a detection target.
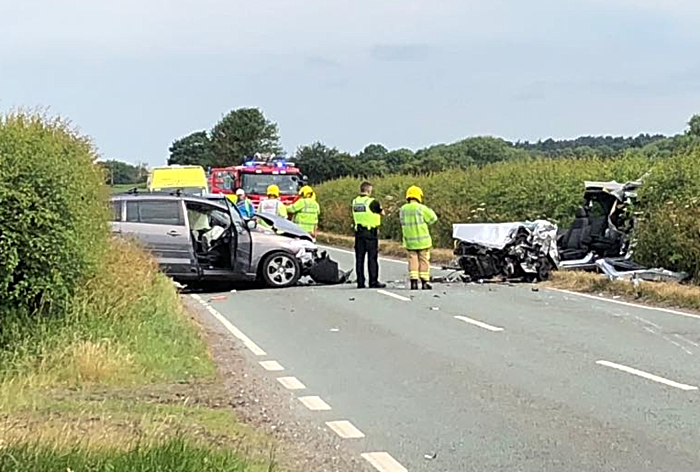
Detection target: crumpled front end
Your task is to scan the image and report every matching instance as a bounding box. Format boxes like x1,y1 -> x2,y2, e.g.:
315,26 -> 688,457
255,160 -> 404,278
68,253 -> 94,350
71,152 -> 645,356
453,220 -> 560,282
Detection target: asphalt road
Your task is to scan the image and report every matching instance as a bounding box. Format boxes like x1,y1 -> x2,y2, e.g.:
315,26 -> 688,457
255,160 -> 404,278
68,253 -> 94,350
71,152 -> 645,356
195,247 -> 700,471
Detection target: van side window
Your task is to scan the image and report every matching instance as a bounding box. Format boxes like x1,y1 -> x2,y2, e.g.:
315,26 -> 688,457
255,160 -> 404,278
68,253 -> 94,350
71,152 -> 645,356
126,201 -> 183,226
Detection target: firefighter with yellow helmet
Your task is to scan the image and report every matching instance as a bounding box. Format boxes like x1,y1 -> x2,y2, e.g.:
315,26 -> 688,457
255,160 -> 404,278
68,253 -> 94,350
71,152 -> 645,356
399,185 -> 438,290
257,185 -> 288,218
287,185 -> 320,238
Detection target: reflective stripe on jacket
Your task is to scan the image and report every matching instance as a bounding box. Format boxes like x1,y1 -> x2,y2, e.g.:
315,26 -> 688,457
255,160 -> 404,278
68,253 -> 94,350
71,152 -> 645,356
399,201 -> 438,250
288,197 -> 320,233
352,196 -> 381,230
258,199 -> 288,218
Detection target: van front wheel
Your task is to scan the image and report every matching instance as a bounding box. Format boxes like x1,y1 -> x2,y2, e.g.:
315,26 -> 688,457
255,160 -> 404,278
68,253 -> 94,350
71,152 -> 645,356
260,253 -> 301,288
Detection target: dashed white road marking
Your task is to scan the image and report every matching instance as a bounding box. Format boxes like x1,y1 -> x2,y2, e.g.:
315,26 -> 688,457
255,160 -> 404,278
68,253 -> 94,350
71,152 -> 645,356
549,288 -> 700,321
596,360 -> 698,391
277,376 -> 306,390
259,360 -> 284,372
361,452 -> 408,472
190,294 -> 266,356
298,396 -> 332,411
454,315 -> 504,332
325,420 -> 365,439
377,290 -> 411,302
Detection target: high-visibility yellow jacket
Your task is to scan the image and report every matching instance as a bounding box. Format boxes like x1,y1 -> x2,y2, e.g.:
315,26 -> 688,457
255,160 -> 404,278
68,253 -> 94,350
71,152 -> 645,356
399,201 -> 438,250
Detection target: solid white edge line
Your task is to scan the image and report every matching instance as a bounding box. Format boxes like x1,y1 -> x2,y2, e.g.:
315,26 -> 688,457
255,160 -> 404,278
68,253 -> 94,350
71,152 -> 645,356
298,396 -> 332,411
454,315 -> 504,332
325,420 -> 365,439
318,245 -> 442,270
596,360 -> 698,391
548,288 -> 700,321
361,452 -> 408,472
277,376 -> 306,390
259,360 -> 285,371
190,295 -> 267,356
377,289 -> 411,302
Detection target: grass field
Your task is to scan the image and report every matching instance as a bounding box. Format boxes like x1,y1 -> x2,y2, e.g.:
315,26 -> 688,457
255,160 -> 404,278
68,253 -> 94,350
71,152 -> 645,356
0,239 -> 275,471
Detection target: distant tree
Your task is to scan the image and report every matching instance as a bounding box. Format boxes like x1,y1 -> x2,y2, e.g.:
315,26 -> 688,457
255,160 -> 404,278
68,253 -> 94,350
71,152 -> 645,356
688,114 -> 700,137
358,144 -> 388,161
211,108 -> 281,166
168,131 -> 214,167
100,159 -> 147,185
295,142 -> 361,183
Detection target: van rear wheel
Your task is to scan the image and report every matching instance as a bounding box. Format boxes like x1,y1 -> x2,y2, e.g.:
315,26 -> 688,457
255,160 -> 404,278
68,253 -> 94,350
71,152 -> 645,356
261,253 -> 301,288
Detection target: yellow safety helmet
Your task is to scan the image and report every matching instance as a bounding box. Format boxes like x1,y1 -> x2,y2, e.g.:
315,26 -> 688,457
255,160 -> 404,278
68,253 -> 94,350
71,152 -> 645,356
406,185 -> 423,203
299,185 -> 314,198
267,184 -> 280,197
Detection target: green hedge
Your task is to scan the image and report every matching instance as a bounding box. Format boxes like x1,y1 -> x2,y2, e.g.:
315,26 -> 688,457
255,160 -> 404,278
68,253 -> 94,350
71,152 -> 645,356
0,113 -> 108,315
317,154 -> 650,247
316,149 -> 700,280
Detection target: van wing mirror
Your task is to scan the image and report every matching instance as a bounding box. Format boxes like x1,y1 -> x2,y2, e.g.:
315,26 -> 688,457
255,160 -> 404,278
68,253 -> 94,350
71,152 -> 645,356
246,219 -> 258,230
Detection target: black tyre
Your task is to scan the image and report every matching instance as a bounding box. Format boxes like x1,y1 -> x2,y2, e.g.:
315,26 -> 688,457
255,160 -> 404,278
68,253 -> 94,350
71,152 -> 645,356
260,252 -> 301,288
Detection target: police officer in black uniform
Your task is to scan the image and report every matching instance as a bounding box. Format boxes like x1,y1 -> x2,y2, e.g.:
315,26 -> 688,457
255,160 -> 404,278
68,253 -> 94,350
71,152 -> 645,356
352,181 -> 386,289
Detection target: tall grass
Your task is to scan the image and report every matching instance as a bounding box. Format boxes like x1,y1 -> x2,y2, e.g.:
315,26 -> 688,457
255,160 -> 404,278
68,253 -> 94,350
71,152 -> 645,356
0,238 -> 214,398
0,435 -> 271,472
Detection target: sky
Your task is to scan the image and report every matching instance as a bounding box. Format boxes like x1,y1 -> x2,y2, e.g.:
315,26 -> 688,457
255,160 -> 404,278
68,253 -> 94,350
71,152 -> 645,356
1,0 -> 700,166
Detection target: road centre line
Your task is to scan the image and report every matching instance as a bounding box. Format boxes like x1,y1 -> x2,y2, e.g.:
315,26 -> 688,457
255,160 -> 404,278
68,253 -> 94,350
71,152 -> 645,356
361,452 -> 408,472
277,376 -> 306,390
377,290 -> 411,302
259,360 -> 285,371
299,396 -> 332,411
190,295 -> 267,356
596,360 -> 698,391
325,420 -> 365,439
549,288 -> 700,321
319,245 -> 442,270
454,315 -> 504,332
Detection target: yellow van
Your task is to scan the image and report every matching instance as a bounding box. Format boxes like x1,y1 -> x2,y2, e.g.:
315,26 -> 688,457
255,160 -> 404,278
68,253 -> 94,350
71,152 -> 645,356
147,165 -> 208,196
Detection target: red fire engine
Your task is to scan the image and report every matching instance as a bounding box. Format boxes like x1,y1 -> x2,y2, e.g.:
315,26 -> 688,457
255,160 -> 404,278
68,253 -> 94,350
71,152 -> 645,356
208,154 -> 305,205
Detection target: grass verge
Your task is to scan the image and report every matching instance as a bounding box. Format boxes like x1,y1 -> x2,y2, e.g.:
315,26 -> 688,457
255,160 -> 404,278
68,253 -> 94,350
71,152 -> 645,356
319,231 -> 700,313
0,239 -> 275,471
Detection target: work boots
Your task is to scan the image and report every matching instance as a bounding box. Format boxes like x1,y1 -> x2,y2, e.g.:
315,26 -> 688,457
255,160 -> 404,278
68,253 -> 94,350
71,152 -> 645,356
410,280 -> 419,290
421,280 -> 433,290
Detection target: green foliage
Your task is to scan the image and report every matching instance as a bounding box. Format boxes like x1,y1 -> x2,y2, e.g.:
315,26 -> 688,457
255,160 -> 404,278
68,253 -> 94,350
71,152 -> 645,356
211,108 -> 281,166
0,112 -> 109,316
317,154 -> 650,248
168,130 -> 215,167
0,435 -> 262,472
688,114 -> 700,138
634,147 -> 700,279
100,159 -> 147,185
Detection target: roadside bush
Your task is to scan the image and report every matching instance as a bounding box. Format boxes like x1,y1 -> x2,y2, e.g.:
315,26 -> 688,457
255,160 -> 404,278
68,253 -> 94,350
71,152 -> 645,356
634,147 -> 700,279
0,112 -> 108,316
317,153 -> 649,247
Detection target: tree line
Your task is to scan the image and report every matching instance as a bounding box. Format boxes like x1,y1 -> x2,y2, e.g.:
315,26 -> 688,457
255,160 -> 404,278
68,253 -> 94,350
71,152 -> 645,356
164,109 -> 700,184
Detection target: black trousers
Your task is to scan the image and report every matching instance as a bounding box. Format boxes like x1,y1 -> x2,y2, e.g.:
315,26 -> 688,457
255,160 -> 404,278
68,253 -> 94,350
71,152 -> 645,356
355,235 -> 379,286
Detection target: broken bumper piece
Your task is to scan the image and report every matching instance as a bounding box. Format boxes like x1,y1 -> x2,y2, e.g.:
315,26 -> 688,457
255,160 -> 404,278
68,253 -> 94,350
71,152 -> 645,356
595,259 -> 690,283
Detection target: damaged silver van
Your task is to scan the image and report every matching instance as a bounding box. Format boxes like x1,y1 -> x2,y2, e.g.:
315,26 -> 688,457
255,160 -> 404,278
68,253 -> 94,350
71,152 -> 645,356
109,193 -> 349,288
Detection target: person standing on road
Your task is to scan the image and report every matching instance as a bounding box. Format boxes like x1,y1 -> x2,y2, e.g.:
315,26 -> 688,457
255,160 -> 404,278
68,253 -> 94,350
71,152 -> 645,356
352,181 -> 386,289
287,185 -> 320,238
400,185 -> 438,290
235,188 -> 255,219
257,185 -> 288,218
